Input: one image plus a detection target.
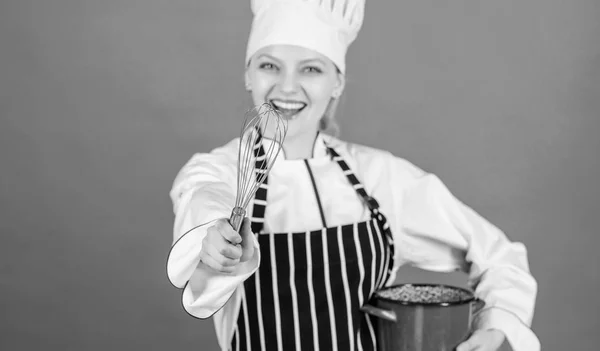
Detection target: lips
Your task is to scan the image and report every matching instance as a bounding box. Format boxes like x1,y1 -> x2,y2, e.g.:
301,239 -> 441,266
269,99 -> 307,119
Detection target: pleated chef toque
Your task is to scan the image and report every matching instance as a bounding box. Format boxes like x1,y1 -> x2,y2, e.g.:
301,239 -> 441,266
245,0 -> 366,73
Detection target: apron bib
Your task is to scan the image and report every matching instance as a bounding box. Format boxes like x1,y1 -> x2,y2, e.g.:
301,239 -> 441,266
231,136 -> 395,351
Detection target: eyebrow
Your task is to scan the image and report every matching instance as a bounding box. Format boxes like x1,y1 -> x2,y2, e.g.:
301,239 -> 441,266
257,54 -> 325,65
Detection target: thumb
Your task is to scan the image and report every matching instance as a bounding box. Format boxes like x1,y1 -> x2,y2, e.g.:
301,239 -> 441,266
239,217 -> 255,262
456,333 -> 477,351
456,330 -> 490,351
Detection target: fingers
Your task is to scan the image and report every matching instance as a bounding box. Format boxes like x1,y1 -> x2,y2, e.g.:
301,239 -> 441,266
456,330 -> 504,351
200,220 -> 245,273
199,217 -> 256,272
456,331 -> 479,351
199,251 -> 236,274
215,218 -> 242,245
455,342 -> 473,351
204,238 -> 242,264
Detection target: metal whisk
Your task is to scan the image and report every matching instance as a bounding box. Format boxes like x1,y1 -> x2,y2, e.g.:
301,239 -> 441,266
229,103 -> 288,232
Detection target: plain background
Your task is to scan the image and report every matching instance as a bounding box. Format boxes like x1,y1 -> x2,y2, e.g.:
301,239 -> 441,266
1,0 -> 599,350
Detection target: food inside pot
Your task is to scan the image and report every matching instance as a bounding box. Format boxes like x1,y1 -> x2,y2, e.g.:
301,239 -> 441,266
376,284 -> 472,304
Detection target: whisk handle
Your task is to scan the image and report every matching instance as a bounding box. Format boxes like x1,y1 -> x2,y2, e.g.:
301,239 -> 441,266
229,206 -> 246,233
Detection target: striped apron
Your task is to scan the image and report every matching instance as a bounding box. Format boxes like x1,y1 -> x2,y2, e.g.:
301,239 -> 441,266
230,138 -> 395,351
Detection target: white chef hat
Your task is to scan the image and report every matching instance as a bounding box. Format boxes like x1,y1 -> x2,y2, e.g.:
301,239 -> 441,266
245,0 -> 366,74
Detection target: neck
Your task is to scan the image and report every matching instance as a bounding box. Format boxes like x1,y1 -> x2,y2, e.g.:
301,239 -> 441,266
282,130 -> 320,160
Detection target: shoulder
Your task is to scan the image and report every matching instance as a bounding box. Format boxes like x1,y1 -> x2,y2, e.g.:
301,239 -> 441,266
180,138 -> 240,171
322,134 -> 427,182
171,138 -> 240,194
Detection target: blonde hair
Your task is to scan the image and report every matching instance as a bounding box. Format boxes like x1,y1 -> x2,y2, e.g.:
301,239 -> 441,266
319,96 -> 341,137
319,65 -> 345,137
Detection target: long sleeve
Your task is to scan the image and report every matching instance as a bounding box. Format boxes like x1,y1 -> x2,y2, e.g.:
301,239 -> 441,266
166,140 -> 261,319
396,163 -> 540,351
165,134 -> 540,349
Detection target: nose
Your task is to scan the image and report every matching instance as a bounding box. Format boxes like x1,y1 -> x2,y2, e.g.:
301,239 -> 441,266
278,70 -> 300,94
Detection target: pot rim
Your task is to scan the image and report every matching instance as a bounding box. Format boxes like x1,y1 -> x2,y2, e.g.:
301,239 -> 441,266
374,283 -> 477,307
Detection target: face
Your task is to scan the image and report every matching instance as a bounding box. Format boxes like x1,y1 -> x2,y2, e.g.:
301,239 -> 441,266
245,45 -> 345,141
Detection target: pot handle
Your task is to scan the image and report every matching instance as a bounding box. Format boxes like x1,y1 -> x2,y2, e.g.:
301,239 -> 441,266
360,304 -> 397,322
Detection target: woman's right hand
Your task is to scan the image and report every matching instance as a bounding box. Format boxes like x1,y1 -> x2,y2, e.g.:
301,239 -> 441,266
199,217 -> 255,273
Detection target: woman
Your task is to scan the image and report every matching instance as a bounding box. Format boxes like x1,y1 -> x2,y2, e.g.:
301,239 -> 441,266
166,1 -> 540,350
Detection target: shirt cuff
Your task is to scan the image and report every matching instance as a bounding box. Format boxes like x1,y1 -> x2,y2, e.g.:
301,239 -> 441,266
474,307 -> 540,351
167,221 -> 261,319
182,242 -> 260,319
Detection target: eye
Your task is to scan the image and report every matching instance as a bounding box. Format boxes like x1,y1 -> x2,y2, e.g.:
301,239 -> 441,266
258,62 -> 278,71
303,66 -> 323,74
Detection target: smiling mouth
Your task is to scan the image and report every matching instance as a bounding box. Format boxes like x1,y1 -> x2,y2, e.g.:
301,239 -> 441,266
269,99 -> 307,120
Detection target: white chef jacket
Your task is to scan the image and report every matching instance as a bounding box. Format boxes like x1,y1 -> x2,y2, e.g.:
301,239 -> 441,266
166,132 -> 540,351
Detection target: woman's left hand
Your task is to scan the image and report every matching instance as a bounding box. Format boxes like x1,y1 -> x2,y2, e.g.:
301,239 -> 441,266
456,329 -> 506,351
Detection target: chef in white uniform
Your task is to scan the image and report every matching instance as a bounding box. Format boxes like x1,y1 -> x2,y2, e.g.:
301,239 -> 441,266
166,1 -> 540,350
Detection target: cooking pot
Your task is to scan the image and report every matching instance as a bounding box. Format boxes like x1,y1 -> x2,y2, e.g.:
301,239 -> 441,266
361,283 -> 485,351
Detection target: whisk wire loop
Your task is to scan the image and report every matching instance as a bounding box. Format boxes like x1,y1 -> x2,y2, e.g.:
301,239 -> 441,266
229,103 -> 287,232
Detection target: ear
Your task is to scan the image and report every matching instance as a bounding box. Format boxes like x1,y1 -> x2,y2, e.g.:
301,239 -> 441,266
333,72 -> 346,97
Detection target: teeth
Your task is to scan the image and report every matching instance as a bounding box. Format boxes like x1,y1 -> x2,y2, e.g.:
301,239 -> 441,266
271,100 -> 306,110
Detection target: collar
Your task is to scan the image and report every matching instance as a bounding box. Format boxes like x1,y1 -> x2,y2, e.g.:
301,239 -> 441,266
262,131 -> 340,162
